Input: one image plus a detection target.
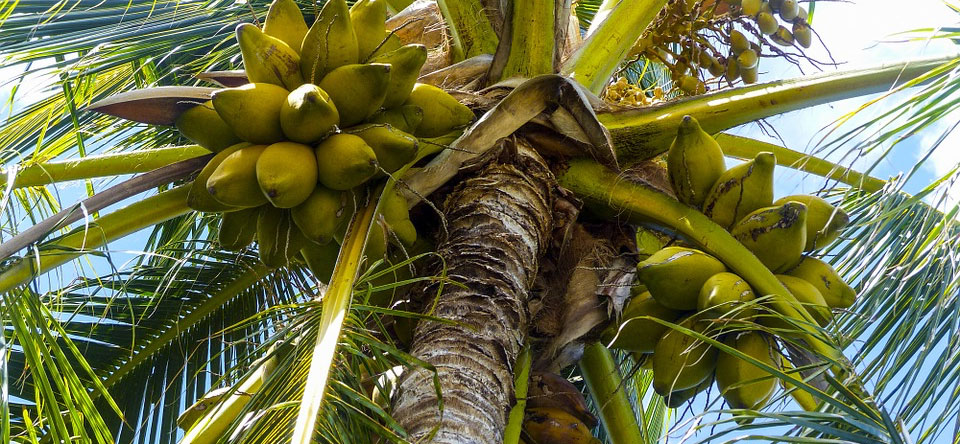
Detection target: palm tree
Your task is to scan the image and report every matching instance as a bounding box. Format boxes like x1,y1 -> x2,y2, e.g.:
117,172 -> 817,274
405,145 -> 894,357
1,0 -> 958,443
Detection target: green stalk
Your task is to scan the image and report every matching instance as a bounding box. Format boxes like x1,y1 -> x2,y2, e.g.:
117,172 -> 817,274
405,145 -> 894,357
560,0 -> 666,94
0,156 -> 208,261
495,0 -> 555,80
602,56 -> 953,165
715,133 -> 886,192
436,0 -> 499,61
557,159 -> 838,362
383,0 -> 413,14
0,185 -> 191,294
584,0 -> 620,37
503,344 -> 531,444
579,343 -> 643,444
99,264 -> 272,391
565,159 -> 885,422
291,197 -> 378,444
2,145 -> 209,189
292,140 -> 432,443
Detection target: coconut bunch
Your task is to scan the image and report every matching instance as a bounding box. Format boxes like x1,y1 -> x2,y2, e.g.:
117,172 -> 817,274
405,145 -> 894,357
176,0 -> 474,276
602,76 -> 658,106
613,0 -> 817,100
603,116 -> 853,412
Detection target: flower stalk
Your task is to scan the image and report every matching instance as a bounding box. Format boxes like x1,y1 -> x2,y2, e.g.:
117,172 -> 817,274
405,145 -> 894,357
580,343 -> 644,444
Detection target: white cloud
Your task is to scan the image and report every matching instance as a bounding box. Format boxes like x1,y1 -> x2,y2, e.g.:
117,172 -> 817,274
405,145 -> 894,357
726,0 -> 960,200
920,110 -> 960,174
803,0 -> 957,64
0,59 -> 60,123
916,111 -> 960,208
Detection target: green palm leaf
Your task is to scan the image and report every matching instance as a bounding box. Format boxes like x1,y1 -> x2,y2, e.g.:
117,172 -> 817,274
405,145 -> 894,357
1,0 -> 959,443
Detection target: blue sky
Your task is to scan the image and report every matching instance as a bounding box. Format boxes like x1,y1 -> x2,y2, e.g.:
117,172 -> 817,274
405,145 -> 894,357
728,0 -> 960,209
2,0 -> 960,441
644,1 -> 960,442
3,0 -> 959,236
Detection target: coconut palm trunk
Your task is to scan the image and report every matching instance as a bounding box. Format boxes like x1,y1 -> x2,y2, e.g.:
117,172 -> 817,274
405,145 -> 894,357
392,140 -> 555,442
384,2 -> 660,440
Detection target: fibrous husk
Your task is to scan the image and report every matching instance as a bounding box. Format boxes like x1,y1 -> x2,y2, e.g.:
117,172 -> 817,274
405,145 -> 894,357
532,224 -> 637,372
385,0 -> 452,75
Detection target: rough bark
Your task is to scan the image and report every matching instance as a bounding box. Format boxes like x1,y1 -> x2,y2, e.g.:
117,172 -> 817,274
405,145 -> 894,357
392,139 -> 555,443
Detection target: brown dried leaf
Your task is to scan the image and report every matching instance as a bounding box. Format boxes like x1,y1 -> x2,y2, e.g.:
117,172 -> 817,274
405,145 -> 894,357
558,8 -> 583,66
622,159 -> 674,197
405,75 -> 616,205
85,86 -> 219,125
534,227 -> 608,371
419,54 -> 493,90
195,70 -> 250,88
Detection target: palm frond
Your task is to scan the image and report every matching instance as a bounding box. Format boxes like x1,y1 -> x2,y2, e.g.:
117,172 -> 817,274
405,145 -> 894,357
574,0 -> 609,29
3,286 -> 119,442
0,0 -> 253,229
830,186 -> 960,444
810,56 -> 960,190
198,256 -> 441,444
791,21 -> 960,444
3,244 -> 301,442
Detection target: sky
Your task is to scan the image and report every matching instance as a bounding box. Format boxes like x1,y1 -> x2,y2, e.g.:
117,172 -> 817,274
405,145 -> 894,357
3,0 -> 959,227
667,2 -> 960,442
727,0 -> 960,210
2,0 -> 960,442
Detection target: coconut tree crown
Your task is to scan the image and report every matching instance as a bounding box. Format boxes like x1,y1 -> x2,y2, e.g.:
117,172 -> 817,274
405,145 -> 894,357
1,1 -> 958,443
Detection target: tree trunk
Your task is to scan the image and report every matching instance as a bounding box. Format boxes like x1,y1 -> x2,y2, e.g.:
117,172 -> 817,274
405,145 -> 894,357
392,139 -> 556,443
